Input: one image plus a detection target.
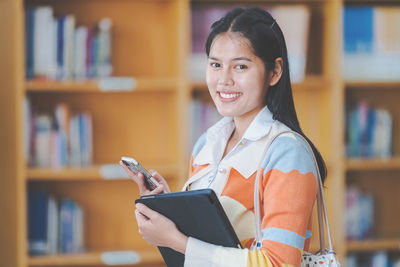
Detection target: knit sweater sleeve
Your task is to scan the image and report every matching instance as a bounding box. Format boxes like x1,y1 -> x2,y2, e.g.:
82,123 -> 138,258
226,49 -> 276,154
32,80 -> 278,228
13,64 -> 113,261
184,136 -> 318,267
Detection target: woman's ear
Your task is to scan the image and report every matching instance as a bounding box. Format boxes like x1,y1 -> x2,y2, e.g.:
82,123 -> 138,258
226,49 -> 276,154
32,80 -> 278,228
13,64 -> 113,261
268,57 -> 283,86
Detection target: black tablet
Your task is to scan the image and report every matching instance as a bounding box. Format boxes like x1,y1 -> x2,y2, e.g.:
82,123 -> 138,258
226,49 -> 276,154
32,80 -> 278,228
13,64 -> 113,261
135,189 -> 242,267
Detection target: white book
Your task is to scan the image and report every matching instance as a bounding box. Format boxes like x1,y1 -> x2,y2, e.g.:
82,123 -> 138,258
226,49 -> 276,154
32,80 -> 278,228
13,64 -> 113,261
69,115 -> 81,167
271,5 -> 310,83
371,251 -> 388,267
97,18 -> 112,77
72,204 -> 84,253
374,109 -> 392,158
83,113 -> 93,166
63,15 -> 76,80
33,6 -> 54,78
35,114 -> 52,167
47,18 -> 58,80
47,196 -> 58,254
74,26 -> 88,80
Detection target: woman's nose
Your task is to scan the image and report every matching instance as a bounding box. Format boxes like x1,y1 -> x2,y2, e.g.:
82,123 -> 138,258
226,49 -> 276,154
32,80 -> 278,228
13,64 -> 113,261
218,68 -> 233,86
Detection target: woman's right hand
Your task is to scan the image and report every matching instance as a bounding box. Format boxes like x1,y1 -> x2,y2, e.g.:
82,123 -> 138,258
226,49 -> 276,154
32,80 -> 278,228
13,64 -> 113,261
119,161 -> 170,196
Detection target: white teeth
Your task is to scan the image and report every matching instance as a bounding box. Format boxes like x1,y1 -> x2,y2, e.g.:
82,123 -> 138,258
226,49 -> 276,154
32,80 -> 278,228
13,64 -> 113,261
219,92 -> 241,99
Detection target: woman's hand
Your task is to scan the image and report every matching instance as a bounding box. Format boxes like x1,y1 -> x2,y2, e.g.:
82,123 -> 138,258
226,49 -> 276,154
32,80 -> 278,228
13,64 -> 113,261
119,161 -> 170,195
135,203 -> 188,254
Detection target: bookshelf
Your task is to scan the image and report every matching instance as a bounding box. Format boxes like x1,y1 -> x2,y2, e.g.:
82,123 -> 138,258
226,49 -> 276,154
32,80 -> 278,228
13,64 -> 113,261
343,0 -> 400,264
2,0 -> 399,266
1,0 -> 189,266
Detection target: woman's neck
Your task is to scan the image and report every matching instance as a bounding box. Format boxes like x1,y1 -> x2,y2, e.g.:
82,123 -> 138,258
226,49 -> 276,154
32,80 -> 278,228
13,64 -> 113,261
231,106 -> 263,142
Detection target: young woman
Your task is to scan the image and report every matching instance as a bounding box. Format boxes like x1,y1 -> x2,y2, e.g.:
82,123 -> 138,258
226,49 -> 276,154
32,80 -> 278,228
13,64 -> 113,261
120,7 -> 326,267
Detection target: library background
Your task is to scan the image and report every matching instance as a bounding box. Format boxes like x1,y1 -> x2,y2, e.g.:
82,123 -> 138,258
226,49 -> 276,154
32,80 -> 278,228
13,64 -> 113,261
0,0 -> 399,266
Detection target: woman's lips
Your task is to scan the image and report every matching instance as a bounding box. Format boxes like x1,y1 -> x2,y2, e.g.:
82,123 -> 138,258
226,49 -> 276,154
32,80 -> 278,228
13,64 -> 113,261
218,91 -> 242,102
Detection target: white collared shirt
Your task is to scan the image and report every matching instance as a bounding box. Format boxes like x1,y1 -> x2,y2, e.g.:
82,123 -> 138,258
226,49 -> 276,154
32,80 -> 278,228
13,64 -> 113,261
185,106 -> 278,195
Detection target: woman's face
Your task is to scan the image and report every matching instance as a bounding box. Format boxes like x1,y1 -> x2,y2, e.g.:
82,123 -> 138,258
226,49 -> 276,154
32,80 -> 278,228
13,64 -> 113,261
206,33 -> 266,119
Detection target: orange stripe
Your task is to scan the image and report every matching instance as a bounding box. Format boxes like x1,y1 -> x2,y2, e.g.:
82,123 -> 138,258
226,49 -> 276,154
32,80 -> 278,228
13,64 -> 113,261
261,169 -> 317,234
189,156 -> 210,177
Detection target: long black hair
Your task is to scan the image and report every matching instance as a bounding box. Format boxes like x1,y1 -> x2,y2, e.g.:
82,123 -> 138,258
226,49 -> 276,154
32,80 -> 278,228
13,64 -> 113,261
205,7 -> 327,183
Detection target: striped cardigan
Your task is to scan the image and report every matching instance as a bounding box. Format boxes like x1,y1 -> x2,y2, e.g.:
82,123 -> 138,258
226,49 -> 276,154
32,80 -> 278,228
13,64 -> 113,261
182,106 -> 318,267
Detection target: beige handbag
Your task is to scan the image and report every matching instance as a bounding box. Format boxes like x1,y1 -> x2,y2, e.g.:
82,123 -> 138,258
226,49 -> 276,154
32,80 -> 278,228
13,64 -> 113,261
253,131 -> 340,267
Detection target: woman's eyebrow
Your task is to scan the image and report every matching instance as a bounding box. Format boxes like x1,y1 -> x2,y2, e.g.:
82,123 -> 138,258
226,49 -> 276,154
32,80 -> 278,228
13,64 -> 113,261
208,56 -> 252,62
232,57 -> 252,62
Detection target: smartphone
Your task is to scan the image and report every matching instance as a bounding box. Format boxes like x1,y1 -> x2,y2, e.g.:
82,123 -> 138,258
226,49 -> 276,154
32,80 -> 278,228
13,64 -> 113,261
121,156 -> 162,192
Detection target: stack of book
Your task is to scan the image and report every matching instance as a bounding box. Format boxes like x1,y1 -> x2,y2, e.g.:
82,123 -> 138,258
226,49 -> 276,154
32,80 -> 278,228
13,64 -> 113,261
346,101 -> 392,158
346,186 -> 374,241
347,252 -> 400,267
28,190 -> 84,255
25,100 -> 93,168
343,6 -> 400,81
25,6 -> 112,81
190,5 -> 310,83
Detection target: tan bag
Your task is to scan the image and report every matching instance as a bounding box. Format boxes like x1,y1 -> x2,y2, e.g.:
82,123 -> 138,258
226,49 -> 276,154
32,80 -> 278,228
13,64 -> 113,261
252,131 -> 340,267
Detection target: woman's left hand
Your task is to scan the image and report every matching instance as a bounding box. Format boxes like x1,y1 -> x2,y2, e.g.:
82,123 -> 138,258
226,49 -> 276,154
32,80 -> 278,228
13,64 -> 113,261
135,203 -> 188,254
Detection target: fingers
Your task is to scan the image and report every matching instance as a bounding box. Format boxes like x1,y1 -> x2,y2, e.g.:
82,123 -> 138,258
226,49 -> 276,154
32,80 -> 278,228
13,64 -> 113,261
136,203 -> 158,220
150,184 -> 164,195
150,170 -> 171,193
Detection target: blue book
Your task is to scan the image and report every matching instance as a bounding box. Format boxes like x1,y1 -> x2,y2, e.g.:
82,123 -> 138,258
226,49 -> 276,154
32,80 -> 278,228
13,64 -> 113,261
60,198 -> 75,253
57,16 -> 66,80
365,108 -> 377,157
344,6 -> 374,54
28,190 -> 49,255
25,7 -> 35,80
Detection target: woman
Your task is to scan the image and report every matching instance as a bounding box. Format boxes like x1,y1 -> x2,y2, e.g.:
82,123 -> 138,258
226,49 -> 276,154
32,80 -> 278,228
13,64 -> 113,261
120,7 -> 326,267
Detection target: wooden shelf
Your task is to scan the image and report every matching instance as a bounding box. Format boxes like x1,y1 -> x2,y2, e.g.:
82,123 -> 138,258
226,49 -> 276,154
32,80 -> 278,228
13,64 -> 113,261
192,0 -> 331,3
26,77 -> 178,93
27,163 -> 180,181
346,157 -> 400,171
345,0 -> 400,4
191,75 -> 331,92
347,239 -> 400,252
28,250 -> 163,266
346,81 -> 400,90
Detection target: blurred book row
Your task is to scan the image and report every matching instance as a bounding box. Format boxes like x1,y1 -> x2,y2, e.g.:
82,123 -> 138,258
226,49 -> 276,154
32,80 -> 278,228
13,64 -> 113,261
346,101 -> 392,159
190,98 -> 221,149
190,5 -> 310,83
343,6 -> 400,81
24,99 -> 93,168
25,6 -> 112,81
28,190 -> 84,255
347,252 -> 400,267
346,186 -> 374,241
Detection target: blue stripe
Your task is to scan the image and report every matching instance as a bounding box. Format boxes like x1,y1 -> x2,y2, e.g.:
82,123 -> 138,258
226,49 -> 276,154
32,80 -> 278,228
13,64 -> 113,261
261,136 -> 317,177
262,227 -> 305,250
305,230 -> 312,239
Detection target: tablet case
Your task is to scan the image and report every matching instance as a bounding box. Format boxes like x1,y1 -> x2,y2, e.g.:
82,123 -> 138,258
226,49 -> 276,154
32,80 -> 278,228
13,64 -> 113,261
135,189 -> 241,267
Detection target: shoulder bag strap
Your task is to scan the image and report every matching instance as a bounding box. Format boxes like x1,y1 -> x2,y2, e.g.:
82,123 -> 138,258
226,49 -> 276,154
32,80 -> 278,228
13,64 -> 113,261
253,130 -> 333,254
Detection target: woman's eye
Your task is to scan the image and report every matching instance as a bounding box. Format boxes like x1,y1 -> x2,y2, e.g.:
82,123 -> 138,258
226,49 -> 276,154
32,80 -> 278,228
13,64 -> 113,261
210,62 -> 221,68
235,64 -> 247,70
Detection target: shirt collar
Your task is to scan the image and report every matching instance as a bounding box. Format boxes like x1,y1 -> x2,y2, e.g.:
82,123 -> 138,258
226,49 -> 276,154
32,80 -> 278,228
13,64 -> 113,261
194,106 -> 275,166
242,105 -> 275,141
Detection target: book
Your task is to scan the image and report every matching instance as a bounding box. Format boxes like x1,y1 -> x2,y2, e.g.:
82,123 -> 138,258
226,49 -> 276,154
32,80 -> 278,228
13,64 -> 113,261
25,7 -> 35,80
270,5 -> 310,83
28,190 -> 49,255
345,186 -> 374,240
26,100 -> 93,168
346,101 -> 392,158
25,6 -> 113,81
343,6 -> 400,81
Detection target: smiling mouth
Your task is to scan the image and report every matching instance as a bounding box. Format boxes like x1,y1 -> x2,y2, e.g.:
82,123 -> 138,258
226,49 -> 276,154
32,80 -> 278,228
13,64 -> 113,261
218,91 -> 242,102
